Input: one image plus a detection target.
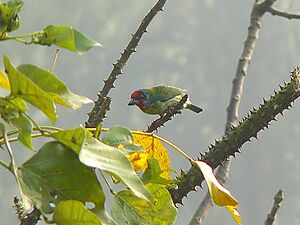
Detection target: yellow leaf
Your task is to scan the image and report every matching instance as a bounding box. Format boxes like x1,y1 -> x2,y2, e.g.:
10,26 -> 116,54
196,160 -> 242,225
226,206 -> 242,225
133,133 -> 171,179
0,70 -> 10,90
196,160 -> 238,206
126,152 -> 148,172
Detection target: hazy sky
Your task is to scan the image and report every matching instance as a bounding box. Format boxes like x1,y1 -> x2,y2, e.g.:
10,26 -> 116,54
1,1 -> 300,225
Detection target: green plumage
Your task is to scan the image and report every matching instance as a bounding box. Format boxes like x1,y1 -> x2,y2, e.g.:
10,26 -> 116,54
129,85 -> 203,116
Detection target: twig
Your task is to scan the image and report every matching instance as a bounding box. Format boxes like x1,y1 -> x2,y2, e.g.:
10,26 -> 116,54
85,0 -> 168,127
50,49 -> 60,73
267,7 -> 300,20
98,169 -> 115,195
264,189 -> 283,225
189,0 -> 300,223
146,94 -> 188,133
0,159 -> 13,173
169,67 -> 300,204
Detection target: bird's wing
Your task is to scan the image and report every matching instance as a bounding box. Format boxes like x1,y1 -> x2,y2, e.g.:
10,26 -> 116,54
152,86 -> 186,102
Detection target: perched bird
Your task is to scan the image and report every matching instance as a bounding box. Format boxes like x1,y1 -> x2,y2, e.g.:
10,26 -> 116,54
128,85 -> 202,116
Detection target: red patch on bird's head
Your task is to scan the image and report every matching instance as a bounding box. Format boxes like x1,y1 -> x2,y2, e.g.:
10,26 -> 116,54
131,91 -> 142,99
129,90 -> 147,109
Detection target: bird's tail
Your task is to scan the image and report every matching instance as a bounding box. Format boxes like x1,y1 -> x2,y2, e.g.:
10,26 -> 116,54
186,103 -> 203,113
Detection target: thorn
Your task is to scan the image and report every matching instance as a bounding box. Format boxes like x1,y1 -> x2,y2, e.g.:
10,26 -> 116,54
200,153 -> 205,159
177,201 -> 183,206
214,139 -> 220,145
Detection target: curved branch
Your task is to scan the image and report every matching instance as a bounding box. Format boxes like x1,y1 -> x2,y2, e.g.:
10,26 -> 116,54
86,0 -> 168,127
267,7 -> 300,19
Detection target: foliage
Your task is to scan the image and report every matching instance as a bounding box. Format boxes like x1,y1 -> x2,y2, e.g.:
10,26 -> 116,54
0,1 -> 299,225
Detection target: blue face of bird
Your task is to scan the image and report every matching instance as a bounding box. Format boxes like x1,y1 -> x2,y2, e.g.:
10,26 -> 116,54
128,89 -> 151,109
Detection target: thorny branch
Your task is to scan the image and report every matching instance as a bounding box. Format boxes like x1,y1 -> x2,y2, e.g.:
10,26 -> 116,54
85,0 -> 167,128
189,0 -> 300,224
146,95 -> 188,133
169,67 -> 300,204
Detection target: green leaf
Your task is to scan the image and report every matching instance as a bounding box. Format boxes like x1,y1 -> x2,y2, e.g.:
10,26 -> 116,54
10,97 -> 27,111
0,97 -> 19,121
53,200 -> 102,225
52,127 -> 92,154
141,158 -> 176,185
10,113 -> 33,150
0,0 -> 23,34
19,141 -> 105,214
3,55 -> 56,123
111,184 -> 177,225
0,97 -> 31,149
79,137 -> 154,203
53,200 -> 117,225
0,122 -> 34,211
102,125 -> 143,154
36,25 -> 102,54
17,64 -> 92,110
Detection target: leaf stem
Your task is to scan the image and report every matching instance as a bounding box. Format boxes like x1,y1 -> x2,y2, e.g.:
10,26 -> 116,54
98,169 -> 115,195
90,128 -> 193,162
131,130 -> 193,162
0,126 -> 63,145
5,31 -> 44,40
50,49 -> 60,73
0,159 -> 13,174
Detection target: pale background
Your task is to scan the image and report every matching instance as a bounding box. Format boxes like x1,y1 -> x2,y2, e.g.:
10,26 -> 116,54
1,1 -> 300,225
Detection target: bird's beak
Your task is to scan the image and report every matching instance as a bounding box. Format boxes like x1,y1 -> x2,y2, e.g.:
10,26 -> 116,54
128,99 -> 138,106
